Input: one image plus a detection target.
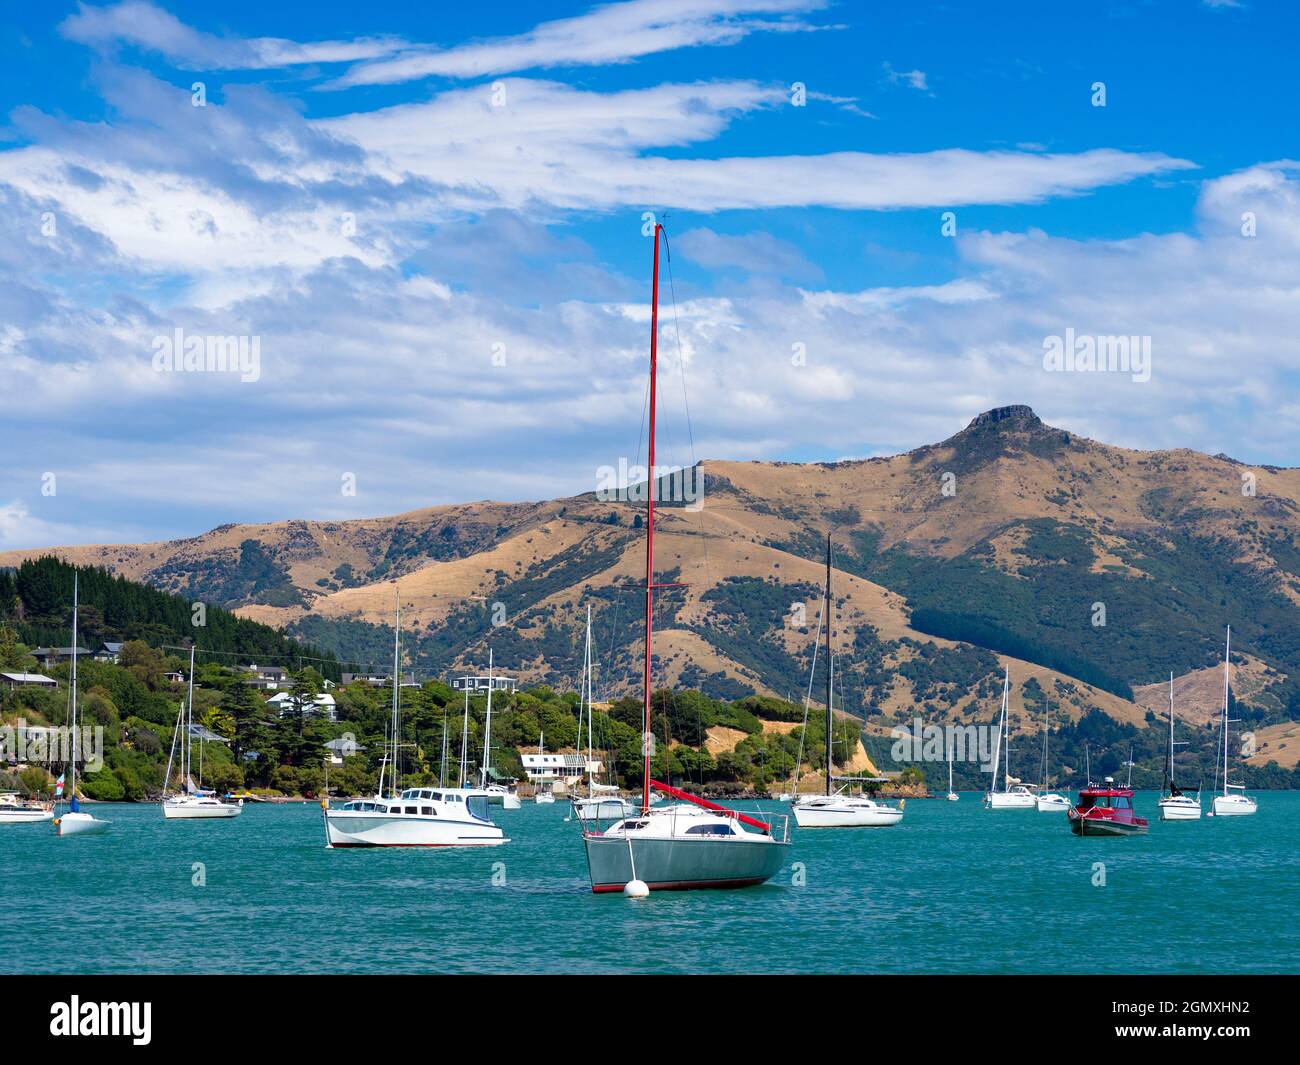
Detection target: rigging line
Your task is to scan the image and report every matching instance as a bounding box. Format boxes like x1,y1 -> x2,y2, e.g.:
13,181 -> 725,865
791,596 -> 825,790
660,224 -> 713,617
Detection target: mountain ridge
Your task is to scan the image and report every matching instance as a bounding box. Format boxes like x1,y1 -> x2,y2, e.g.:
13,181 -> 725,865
4,406 -> 1298,739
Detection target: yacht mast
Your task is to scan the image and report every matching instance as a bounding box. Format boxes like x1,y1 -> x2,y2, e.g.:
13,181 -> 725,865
1222,626 -> 1231,798
640,223 -> 662,816
459,684 -> 469,787
989,666 -> 1005,794
185,644 -> 196,793
482,648 -> 494,787
824,533 -> 833,798
70,575 -> 79,798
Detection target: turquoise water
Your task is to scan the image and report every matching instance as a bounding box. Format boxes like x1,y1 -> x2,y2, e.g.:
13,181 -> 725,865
3,793 -> 1296,974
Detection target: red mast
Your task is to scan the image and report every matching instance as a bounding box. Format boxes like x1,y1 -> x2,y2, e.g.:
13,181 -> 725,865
642,223 -> 661,815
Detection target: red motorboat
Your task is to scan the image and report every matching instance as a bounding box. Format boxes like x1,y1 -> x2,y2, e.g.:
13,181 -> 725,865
1068,778 -> 1149,836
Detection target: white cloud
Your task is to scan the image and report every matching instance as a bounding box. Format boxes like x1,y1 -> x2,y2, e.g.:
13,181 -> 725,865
60,1 -> 404,69
330,0 -> 831,87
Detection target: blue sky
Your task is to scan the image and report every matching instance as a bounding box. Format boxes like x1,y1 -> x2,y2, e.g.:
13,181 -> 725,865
1,0 -> 1297,549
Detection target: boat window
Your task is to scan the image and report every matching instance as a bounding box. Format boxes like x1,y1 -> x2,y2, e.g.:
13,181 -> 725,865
685,824 -> 734,836
405,806 -> 418,815
420,790 -> 433,799
421,807 -> 434,815
466,796 -> 489,820
1115,796 -> 1131,809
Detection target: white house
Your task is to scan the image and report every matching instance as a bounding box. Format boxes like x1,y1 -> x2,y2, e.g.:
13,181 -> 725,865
323,736 -> 365,766
519,751 -> 601,786
451,674 -> 517,694
266,691 -> 337,721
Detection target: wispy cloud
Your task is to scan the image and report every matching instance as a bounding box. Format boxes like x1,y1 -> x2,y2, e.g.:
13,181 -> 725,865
60,1 -> 405,69
329,0 -> 832,87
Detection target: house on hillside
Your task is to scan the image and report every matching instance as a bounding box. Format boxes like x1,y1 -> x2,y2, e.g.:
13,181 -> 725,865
93,642 -> 124,663
450,674 -> 517,694
343,671 -> 418,688
0,672 -> 58,692
30,647 -> 91,668
520,751 -> 600,788
323,736 -> 365,766
244,664 -> 289,690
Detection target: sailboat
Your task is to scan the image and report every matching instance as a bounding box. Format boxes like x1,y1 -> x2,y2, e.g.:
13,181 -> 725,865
945,736 -> 959,801
162,646 -> 241,818
1211,627 -> 1257,817
791,534 -> 902,828
571,604 -> 636,823
476,649 -> 521,809
323,592 -> 508,847
54,575 -> 109,836
1035,697 -> 1070,811
581,223 -> 791,892
984,666 -> 1036,809
1158,671 -> 1202,820
532,732 -> 556,803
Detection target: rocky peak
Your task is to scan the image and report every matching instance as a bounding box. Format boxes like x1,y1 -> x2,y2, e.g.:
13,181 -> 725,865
966,405 -> 1041,431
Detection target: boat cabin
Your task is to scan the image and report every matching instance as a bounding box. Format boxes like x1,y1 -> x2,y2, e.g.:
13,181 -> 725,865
339,788 -> 490,821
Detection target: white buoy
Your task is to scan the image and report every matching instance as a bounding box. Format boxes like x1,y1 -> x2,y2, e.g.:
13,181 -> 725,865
624,879 -> 650,899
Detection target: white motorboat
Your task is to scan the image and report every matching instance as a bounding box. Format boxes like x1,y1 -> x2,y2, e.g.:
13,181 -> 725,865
161,645 -> 242,820
0,791 -> 54,824
53,576 -> 109,838
790,533 -> 901,829
1157,670 -> 1202,821
325,787 -> 507,847
323,591 -> 506,847
985,667 -> 1035,809
1035,695 -> 1070,811
1210,627 -> 1257,817
792,792 -> 903,827
581,223 -> 791,892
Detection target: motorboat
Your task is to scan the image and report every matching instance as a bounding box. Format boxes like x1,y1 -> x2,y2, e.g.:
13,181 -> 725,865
1068,778 -> 1149,836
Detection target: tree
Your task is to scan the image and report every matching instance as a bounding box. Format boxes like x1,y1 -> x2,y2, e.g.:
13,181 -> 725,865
0,624 -> 36,672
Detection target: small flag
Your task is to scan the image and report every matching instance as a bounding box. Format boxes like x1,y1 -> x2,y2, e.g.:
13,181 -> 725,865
55,773 -> 66,797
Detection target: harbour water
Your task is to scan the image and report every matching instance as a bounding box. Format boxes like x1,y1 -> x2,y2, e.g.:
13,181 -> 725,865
3,792 -> 1296,974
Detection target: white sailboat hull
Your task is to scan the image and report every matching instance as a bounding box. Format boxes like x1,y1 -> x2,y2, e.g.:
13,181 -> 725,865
1212,794 -> 1257,817
324,809 -> 506,847
945,792 -> 959,802
1036,793 -> 1071,812
791,796 -> 902,827
533,793 -> 555,804
985,790 -> 1036,809
163,796 -> 243,819
56,811 -> 110,836
1158,795 -> 1203,820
